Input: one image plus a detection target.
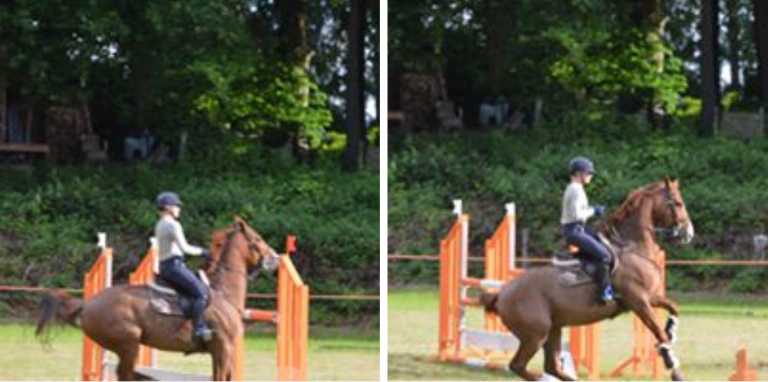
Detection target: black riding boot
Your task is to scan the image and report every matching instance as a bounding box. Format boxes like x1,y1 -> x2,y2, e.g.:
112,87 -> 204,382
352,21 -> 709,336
593,262 -> 614,303
191,296 -> 213,342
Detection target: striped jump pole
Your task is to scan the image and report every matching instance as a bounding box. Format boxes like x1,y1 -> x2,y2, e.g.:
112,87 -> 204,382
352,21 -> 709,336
438,200 -> 520,370
81,233 -> 113,381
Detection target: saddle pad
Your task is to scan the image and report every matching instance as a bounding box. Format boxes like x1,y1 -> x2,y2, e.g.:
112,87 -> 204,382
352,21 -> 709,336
148,286 -> 186,317
556,266 -> 594,288
149,282 -> 177,296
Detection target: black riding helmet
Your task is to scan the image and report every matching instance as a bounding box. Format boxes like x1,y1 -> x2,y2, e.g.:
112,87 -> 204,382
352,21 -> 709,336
569,156 -> 596,175
156,191 -> 183,209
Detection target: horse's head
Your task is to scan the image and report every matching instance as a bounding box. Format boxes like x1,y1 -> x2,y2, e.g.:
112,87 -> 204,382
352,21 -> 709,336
608,177 -> 695,245
654,177 -> 695,244
208,216 -> 280,277
232,216 -> 280,274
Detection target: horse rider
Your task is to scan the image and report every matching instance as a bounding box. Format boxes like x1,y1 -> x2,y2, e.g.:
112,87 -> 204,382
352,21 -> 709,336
560,156 -> 614,303
154,191 -> 214,341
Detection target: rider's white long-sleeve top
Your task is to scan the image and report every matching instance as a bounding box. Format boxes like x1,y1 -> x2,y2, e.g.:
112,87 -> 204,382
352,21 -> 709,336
154,215 -> 204,261
560,182 -> 596,225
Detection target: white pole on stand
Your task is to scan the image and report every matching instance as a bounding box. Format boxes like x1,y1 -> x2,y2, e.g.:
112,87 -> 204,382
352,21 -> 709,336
97,232 -> 107,249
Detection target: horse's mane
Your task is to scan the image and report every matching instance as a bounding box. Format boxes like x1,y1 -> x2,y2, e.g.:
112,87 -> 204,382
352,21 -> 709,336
205,223 -> 240,274
606,181 -> 666,227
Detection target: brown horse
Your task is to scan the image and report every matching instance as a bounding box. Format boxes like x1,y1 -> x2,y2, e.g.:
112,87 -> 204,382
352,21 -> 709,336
35,217 -> 280,381
480,177 -> 694,381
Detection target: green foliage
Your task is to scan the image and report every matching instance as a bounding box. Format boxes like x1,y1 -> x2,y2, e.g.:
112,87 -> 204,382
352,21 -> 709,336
390,1 -> 693,117
0,0 -> 370,150
721,90 -> 743,111
0,149 -> 378,321
548,29 -> 688,112
191,58 -> 333,147
390,116 -> 768,292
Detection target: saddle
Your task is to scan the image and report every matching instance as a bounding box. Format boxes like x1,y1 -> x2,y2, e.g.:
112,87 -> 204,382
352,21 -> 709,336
553,233 -> 620,288
147,270 -> 211,318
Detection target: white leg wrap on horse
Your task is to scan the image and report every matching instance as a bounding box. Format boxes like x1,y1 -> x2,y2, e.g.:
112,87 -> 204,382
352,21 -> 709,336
658,342 -> 680,370
665,316 -> 679,344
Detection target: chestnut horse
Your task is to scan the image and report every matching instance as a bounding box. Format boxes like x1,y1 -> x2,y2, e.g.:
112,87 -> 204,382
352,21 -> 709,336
480,178 -> 694,381
35,217 -> 280,381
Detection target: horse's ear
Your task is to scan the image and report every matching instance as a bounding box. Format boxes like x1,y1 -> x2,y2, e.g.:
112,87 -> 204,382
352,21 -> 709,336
665,176 -> 679,187
233,215 -> 246,229
235,219 -> 246,232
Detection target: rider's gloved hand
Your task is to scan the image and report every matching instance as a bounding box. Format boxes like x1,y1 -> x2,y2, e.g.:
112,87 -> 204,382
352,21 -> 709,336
201,249 -> 213,262
593,205 -> 606,217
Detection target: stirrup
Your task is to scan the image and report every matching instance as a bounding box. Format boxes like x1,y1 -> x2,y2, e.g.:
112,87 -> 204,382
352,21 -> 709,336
195,326 -> 213,342
600,285 -> 614,302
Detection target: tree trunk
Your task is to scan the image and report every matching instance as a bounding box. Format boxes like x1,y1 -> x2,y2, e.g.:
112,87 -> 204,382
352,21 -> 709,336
636,0 -> 668,130
727,0 -> 742,90
277,0 -> 314,162
754,0 -> 768,111
131,48 -> 153,131
115,0 -> 154,133
479,1 -> 514,96
0,44 -> 7,143
700,0 -> 719,137
342,0 -> 366,171
278,0 -> 313,97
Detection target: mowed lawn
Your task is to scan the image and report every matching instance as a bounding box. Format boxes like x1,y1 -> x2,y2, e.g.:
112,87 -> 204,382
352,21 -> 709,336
389,287 -> 768,381
0,322 -> 378,380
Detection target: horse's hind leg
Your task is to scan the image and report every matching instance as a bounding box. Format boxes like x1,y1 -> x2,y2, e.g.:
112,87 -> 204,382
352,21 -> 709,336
115,343 -> 139,381
508,329 -> 548,381
543,327 -> 575,381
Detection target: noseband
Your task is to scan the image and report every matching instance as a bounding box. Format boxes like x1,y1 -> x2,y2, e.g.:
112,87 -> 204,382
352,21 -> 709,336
215,226 -> 265,279
655,184 -> 686,239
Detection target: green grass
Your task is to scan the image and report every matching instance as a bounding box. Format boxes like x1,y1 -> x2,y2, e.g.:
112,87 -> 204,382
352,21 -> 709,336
0,322 -> 378,380
389,287 -> 768,380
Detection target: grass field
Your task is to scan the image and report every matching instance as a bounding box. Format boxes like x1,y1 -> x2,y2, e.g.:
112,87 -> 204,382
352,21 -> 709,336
0,322 -> 378,380
389,287 -> 768,380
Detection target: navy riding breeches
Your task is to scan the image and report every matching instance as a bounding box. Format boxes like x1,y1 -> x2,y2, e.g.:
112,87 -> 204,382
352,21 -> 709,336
159,256 -> 208,323
561,222 -> 611,265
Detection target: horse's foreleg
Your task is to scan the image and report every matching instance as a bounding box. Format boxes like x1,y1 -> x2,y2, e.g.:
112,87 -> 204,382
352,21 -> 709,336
651,295 -> 679,316
633,301 -> 685,381
543,327 -> 575,381
211,341 -> 235,381
651,295 -> 680,343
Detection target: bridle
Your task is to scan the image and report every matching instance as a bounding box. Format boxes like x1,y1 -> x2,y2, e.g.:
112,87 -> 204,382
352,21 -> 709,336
216,224 -> 278,280
654,183 -> 688,239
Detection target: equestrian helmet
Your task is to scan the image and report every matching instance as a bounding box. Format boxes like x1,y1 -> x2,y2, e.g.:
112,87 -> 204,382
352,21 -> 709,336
569,156 -> 596,175
156,191 -> 183,209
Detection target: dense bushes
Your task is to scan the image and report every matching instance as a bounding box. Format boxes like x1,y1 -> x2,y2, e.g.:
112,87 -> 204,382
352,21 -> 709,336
389,114 -> 768,293
0,146 -> 378,322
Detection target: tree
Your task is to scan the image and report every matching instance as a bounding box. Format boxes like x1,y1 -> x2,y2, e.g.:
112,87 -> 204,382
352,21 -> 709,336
0,42 -> 6,143
726,0 -> 743,90
634,0 -> 668,129
754,0 -> 768,111
342,0 -> 366,171
700,0 -> 719,136
474,0 -> 517,96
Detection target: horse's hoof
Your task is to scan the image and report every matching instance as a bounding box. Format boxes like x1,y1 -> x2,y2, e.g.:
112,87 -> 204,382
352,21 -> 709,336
671,368 -> 684,381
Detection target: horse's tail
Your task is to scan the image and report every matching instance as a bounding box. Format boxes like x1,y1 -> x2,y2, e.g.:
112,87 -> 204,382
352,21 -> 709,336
35,289 -> 84,340
479,292 -> 499,314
